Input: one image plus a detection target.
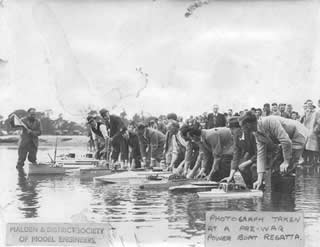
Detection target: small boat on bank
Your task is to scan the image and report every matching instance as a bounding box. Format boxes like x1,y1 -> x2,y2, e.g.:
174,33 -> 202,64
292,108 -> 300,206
197,182 -> 263,199
27,162 -> 66,175
169,181 -> 219,193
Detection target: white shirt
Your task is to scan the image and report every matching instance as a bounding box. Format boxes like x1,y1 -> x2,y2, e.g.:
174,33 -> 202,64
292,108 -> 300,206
92,124 -> 109,140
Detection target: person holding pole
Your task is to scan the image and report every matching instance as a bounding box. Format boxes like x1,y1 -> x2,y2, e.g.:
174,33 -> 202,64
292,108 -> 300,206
10,108 -> 42,169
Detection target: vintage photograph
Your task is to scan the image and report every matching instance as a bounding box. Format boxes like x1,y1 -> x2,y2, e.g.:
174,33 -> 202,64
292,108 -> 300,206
0,0 -> 319,246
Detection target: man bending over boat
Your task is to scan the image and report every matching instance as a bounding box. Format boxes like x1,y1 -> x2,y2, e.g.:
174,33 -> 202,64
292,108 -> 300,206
99,109 -> 128,163
13,108 -> 42,169
87,116 -> 110,160
239,112 -> 309,190
137,123 -> 166,168
166,120 -> 187,173
187,127 -> 234,181
221,117 -> 257,188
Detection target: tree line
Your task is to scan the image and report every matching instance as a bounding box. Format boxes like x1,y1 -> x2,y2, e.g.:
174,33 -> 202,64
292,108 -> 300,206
0,109 -> 87,135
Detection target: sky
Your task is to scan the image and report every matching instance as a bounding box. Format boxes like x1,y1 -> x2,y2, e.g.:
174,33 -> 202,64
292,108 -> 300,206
0,0 -> 320,121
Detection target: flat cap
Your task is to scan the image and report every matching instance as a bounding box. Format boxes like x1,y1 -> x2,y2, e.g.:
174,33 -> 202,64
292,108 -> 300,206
228,116 -> 240,128
238,111 -> 257,125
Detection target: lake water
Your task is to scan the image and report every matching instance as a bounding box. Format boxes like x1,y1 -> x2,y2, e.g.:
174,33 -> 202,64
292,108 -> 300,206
0,140 -> 320,247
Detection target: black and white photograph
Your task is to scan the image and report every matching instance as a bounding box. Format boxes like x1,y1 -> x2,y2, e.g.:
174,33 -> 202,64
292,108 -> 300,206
0,0 -> 319,246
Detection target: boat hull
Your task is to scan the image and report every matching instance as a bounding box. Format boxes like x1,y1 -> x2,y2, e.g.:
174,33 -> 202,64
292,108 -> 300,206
197,189 -> 263,199
59,160 -> 99,166
28,163 -> 66,175
169,183 -> 219,193
139,179 -> 195,190
94,170 -> 171,184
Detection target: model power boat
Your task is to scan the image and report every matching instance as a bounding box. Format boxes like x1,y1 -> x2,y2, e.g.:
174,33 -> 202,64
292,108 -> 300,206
27,162 -> 66,175
94,168 -> 171,184
169,181 -> 219,193
139,174 -> 195,190
197,182 -> 263,199
57,153 -> 99,167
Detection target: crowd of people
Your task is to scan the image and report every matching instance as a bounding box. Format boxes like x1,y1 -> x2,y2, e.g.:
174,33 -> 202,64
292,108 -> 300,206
86,99 -> 320,190
11,99 -> 320,191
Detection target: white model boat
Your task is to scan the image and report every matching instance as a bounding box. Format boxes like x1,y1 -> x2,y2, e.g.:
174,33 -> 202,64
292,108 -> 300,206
28,162 -> 66,175
139,176 -> 195,190
169,181 -> 219,192
94,169 -> 171,184
56,153 -> 99,166
197,183 -> 263,199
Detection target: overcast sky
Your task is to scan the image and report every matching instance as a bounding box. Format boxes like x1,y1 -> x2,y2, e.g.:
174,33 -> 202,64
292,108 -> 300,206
0,0 -> 319,121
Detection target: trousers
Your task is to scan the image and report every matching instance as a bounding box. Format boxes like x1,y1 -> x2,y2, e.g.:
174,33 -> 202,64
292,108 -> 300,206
17,143 -> 38,166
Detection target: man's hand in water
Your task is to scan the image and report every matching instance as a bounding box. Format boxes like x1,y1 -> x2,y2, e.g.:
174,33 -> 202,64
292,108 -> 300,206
253,172 -> 264,189
280,161 -> 289,173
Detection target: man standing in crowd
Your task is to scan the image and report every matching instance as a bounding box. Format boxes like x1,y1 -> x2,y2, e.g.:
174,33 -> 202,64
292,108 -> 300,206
239,112 -> 308,190
262,103 -> 271,117
99,109 -> 128,163
137,123 -> 166,168
87,116 -> 110,160
164,113 -> 178,167
226,109 -> 233,124
271,103 -> 281,116
187,127 -> 233,181
14,108 -> 42,169
256,108 -> 263,120
279,103 -> 290,118
291,112 -> 299,121
303,103 -> 319,164
286,104 -> 293,118
206,104 -> 226,129
300,102 -> 308,124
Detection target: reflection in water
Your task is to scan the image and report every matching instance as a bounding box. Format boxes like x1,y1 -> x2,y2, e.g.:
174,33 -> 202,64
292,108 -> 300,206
16,169 -> 40,218
2,147 -> 320,246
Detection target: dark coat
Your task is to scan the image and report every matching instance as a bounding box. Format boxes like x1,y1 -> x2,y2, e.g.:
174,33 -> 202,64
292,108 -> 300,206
206,113 -> 226,129
19,117 -> 42,148
231,128 -> 257,170
138,128 -> 166,161
105,115 -> 127,138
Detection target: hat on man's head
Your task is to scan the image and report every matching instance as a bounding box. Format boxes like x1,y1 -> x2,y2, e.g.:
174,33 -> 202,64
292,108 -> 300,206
228,117 -> 240,128
271,102 -> 278,106
167,120 -> 180,129
27,107 -> 36,113
87,116 -> 95,123
99,108 -> 109,116
167,113 -> 178,121
238,111 -> 257,125
137,122 -> 147,131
